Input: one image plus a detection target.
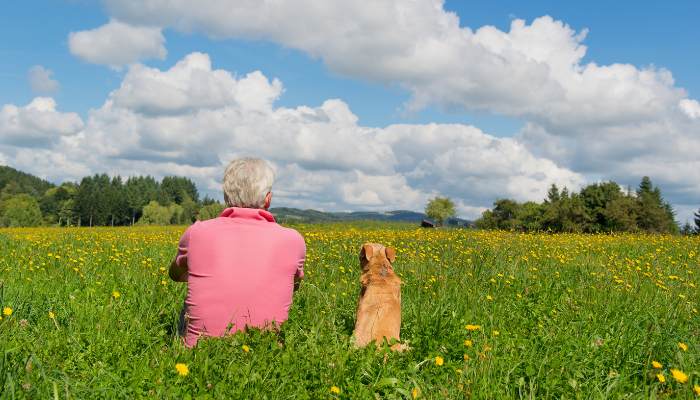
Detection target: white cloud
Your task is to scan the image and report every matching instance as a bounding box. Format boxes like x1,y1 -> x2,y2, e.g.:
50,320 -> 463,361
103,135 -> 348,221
3,54 -> 581,220
27,65 -> 60,93
0,147 -> 91,183
99,1 -> 686,130
68,19 -> 167,69
110,52 -> 283,115
0,97 -> 84,148
679,99 -> 700,119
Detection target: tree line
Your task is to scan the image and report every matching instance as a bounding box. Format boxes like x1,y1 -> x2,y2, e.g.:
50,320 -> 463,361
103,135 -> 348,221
473,176 -> 695,234
0,166 -> 226,228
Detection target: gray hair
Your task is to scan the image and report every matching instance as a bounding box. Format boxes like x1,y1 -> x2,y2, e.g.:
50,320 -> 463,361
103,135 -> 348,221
222,157 -> 275,209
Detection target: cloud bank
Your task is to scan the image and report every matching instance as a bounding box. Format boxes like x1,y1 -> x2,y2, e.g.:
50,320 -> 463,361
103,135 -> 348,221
0,53 -> 587,218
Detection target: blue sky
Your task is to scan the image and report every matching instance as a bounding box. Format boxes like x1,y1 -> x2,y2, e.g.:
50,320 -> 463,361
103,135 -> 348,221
1,0 -> 699,221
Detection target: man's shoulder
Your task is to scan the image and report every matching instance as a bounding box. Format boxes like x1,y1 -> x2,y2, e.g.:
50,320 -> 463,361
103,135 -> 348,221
269,223 -> 304,241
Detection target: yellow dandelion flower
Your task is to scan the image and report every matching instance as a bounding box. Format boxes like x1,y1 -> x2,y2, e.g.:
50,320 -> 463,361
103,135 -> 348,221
670,369 -> 688,384
3,307 -> 11,316
486,295 -> 492,300
49,312 -> 55,319
652,361 -> 662,369
331,386 -> 340,394
493,331 -> 500,335
693,385 -> 700,396
456,369 -> 462,373
679,342 -> 687,351
113,292 -> 120,298
435,356 -> 444,366
412,388 -> 418,398
657,373 -> 665,383
242,345 -> 250,353
175,363 -> 189,376
465,324 -> 481,330
464,340 -> 472,347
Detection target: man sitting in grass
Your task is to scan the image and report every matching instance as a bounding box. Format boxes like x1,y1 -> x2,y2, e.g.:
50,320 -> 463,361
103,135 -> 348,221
169,157 -> 306,347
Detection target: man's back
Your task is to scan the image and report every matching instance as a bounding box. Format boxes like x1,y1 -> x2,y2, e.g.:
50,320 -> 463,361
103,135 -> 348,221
175,207 -> 305,346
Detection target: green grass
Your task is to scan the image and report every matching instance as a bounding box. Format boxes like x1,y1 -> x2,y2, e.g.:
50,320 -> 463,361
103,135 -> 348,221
0,225 -> 698,399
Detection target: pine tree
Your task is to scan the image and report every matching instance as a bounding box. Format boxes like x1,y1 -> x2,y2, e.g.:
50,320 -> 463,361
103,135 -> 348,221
637,176 -> 654,196
546,184 -> 560,203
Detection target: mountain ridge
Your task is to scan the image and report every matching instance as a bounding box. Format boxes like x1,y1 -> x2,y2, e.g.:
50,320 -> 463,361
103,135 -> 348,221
269,207 -> 471,226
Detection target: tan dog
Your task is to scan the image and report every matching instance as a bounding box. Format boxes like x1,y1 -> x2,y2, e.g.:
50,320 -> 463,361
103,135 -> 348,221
354,243 -> 406,351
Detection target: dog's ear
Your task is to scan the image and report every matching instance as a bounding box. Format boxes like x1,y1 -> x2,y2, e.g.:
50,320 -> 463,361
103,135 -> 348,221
360,243 -> 376,261
385,247 -> 395,263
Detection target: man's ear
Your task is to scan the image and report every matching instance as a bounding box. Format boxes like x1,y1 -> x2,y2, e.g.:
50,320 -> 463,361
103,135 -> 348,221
263,192 -> 273,211
385,247 -> 395,263
360,243 -> 376,261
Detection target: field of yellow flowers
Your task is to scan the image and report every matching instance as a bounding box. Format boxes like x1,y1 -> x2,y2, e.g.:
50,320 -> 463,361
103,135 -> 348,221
0,224 -> 698,399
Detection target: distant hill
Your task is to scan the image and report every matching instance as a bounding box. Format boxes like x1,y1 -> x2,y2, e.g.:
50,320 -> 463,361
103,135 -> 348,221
0,165 -> 56,197
269,207 -> 470,226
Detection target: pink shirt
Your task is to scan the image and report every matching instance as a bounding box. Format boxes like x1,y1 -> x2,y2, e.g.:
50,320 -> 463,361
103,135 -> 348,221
174,207 -> 305,347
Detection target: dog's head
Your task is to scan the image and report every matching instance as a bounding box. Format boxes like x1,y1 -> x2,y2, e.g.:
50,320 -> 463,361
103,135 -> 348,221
358,243 -> 396,273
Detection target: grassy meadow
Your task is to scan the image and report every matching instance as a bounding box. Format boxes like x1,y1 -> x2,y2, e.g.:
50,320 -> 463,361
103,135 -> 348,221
0,223 -> 698,399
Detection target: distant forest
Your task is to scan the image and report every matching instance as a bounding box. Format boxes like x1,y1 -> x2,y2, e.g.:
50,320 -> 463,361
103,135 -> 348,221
0,166 -> 697,234
473,177 -> 694,234
0,165 -> 226,228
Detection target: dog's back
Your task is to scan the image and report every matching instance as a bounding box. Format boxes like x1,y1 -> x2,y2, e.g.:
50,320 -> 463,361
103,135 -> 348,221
354,243 -> 404,350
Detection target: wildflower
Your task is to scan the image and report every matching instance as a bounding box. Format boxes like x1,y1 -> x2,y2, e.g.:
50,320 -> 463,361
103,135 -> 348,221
670,369 -> 688,384
465,324 -> 481,330
161,281 -> 166,285
464,340 -> 472,347
113,292 -> 120,298
49,312 -> 55,319
175,363 -> 189,376
652,361 -> 662,369
693,385 -> 700,396
679,342 -> 687,351
455,369 -> 462,373
493,331 -> 500,335
435,356 -> 444,366
657,373 -> 665,383
242,345 -> 250,353
412,388 -> 418,398
331,386 -> 340,394
486,295 -> 492,300
3,307 -> 11,316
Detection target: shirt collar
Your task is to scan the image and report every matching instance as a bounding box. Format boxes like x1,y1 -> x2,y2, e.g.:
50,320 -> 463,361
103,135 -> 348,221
220,207 -> 276,222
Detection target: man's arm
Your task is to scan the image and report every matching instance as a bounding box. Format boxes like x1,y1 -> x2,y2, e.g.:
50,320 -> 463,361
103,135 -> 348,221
293,276 -> 302,292
169,259 -> 189,282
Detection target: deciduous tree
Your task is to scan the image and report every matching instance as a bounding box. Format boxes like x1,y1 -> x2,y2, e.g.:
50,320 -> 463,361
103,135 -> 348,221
425,196 -> 457,227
